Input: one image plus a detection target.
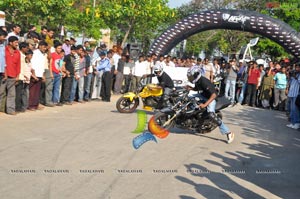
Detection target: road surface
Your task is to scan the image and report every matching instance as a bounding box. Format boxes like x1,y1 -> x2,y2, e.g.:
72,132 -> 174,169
0,95 -> 299,199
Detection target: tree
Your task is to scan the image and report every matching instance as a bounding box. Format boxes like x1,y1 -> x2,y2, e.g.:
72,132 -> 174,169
0,0 -> 73,27
96,0 -> 176,48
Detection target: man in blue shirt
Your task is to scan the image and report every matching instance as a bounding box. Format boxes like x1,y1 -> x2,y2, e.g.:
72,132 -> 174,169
0,29 -> 8,113
96,51 -> 111,102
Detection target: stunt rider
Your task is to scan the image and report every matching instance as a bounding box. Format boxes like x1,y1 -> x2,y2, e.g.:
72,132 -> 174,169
144,63 -> 174,107
186,65 -> 234,144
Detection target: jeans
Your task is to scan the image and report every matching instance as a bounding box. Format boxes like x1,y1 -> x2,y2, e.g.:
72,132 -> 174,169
192,93 -> 230,135
245,84 -> 257,106
289,97 -> 300,124
225,79 -> 236,103
84,73 -> 93,100
238,82 -> 247,104
70,76 -> 84,102
52,72 -> 61,103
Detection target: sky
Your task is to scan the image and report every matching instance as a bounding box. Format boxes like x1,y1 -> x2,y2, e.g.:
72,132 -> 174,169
168,0 -> 192,8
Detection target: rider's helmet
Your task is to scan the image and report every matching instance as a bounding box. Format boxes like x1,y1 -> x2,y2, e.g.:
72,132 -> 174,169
153,63 -> 164,76
187,65 -> 202,83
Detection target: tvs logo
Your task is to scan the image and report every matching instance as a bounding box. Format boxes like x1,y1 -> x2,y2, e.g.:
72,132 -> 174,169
222,13 -> 250,24
131,110 -> 170,149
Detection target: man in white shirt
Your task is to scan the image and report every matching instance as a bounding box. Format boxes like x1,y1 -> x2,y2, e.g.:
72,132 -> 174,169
131,55 -> 147,91
165,55 -> 175,68
28,41 -> 48,110
7,24 -> 21,40
145,55 -> 154,83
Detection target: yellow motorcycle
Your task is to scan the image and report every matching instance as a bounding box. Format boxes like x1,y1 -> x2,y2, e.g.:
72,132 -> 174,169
116,78 -> 186,113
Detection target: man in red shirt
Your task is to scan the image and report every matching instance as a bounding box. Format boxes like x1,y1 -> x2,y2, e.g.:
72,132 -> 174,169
245,61 -> 260,106
3,36 -> 21,115
50,42 -> 62,105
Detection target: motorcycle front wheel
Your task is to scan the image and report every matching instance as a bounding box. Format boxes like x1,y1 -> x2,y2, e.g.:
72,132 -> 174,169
198,112 -> 223,134
116,97 -> 139,113
153,112 -> 175,130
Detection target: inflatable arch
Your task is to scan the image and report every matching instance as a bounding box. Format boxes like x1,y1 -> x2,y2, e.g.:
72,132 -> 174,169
148,9 -> 300,59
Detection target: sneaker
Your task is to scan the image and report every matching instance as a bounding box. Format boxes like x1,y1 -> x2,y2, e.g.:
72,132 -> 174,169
7,112 -> 17,115
227,132 -> 234,144
286,123 -> 294,128
45,103 -> 55,107
292,123 -> 300,129
228,103 -> 235,108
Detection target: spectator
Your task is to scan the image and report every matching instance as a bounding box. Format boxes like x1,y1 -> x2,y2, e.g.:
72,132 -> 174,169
2,36 -> 21,115
24,25 -> 36,40
95,51 -> 111,102
7,24 -> 21,40
83,41 -> 90,51
273,66 -> 287,110
15,42 -> 29,112
60,46 -> 76,105
83,48 -> 93,101
145,55 -> 154,84
91,47 -> 104,100
165,55 -> 175,67
131,55 -> 147,92
50,42 -> 63,105
93,51 -> 111,102
72,45 -> 86,103
203,58 -> 214,82
286,66 -> 300,129
122,56 -> 134,93
245,61 -> 260,107
62,38 -> 71,55
259,67 -> 274,109
70,37 -> 77,47
45,28 -> 55,49
69,45 -> 80,103
236,61 -> 248,105
114,53 -> 126,94
225,59 -> 239,106
22,50 -> 36,112
0,29 -> 7,113
29,41 -> 48,111
40,43 -> 55,107
40,26 -> 48,41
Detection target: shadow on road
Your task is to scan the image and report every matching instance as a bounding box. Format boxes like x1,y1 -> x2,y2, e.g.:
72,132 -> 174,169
175,107 -> 300,198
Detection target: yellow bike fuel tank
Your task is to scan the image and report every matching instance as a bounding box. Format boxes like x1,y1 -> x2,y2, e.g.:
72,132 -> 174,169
139,84 -> 163,98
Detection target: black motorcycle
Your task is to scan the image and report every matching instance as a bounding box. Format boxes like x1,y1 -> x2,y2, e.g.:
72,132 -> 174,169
152,91 -> 231,134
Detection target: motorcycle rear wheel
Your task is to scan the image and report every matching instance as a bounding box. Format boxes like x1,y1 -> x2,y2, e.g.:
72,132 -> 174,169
116,97 -> 139,113
153,112 -> 175,130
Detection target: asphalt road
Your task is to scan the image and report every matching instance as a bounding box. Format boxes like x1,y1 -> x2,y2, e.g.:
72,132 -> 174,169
0,95 -> 300,199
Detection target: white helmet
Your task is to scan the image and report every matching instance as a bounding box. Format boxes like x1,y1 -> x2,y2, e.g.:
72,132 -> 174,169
153,63 -> 163,75
187,65 -> 202,83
